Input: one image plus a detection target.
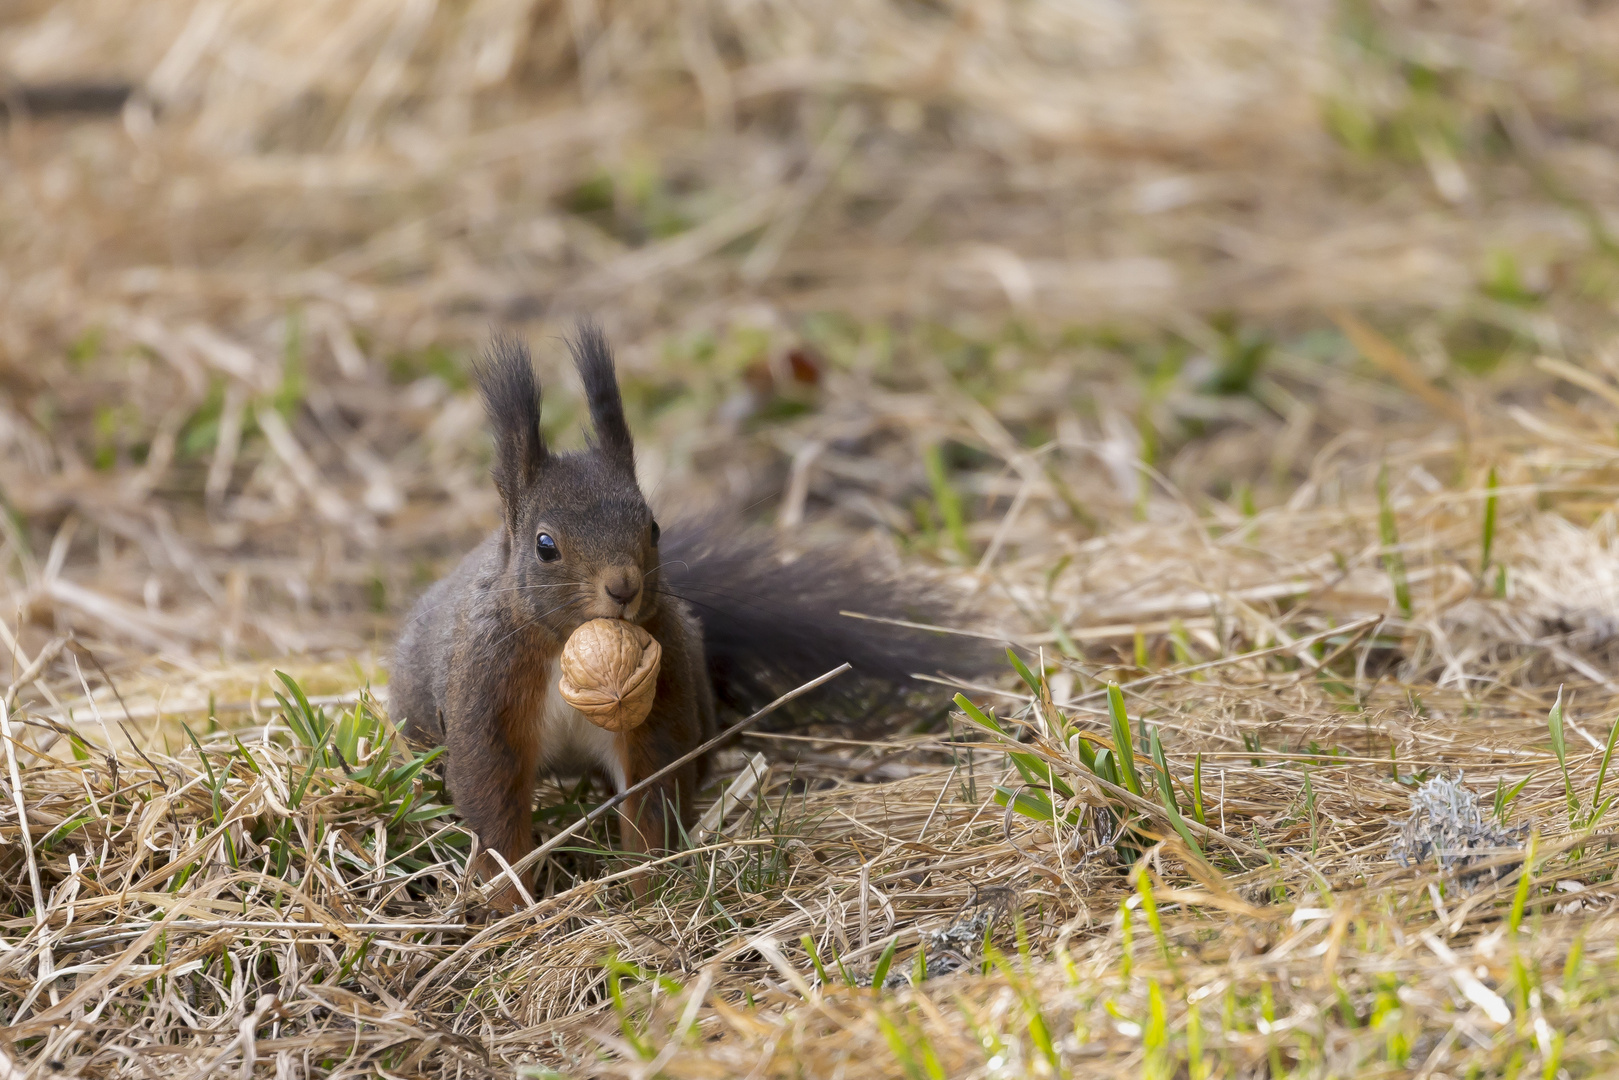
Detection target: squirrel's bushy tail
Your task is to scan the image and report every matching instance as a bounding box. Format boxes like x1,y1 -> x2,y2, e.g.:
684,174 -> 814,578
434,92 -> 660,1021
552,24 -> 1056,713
657,519 -> 996,720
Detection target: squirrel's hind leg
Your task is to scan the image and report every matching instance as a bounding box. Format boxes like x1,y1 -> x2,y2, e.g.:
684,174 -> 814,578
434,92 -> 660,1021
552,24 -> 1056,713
611,606 -> 715,898
616,723 -> 704,899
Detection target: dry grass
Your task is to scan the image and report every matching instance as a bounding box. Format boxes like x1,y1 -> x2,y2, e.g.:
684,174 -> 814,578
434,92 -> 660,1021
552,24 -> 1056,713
14,431 -> 1619,1077
8,0 -> 1619,1076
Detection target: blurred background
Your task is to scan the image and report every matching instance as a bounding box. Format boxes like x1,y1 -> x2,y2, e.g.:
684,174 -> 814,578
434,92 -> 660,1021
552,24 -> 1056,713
1,0 -> 1615,703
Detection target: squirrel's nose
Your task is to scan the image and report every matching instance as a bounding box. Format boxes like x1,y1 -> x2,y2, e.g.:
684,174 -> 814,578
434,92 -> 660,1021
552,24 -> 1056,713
603,569 -> 642,607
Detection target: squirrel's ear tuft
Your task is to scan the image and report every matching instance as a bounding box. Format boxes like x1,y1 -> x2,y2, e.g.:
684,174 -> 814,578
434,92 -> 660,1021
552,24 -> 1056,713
474,335 -> 548,527
569,319 -> 635,473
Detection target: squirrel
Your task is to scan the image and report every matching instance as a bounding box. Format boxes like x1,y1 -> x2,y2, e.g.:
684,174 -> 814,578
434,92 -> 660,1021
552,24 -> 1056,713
390,323 -> 982,909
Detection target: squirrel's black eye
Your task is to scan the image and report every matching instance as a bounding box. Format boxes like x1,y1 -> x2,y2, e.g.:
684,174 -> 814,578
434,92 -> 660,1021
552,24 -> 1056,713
536,533 -> 560,561
650,520 -> 661,545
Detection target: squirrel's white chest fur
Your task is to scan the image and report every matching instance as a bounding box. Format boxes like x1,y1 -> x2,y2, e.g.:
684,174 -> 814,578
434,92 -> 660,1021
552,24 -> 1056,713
537,656 -> 627,792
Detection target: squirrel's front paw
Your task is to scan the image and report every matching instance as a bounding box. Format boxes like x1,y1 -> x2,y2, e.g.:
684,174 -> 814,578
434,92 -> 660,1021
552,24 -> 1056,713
466,884 -> 529,923
467,852 -> 533,920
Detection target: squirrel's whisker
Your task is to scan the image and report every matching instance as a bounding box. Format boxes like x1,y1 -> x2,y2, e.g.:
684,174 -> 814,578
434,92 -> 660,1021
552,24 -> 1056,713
397,580 -> 592,628
485,597 -> 587,653
645,584 -> 801,619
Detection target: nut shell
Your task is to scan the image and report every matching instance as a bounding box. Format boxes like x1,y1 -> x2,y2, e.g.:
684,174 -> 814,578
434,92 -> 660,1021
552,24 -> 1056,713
557,618 -> 661,732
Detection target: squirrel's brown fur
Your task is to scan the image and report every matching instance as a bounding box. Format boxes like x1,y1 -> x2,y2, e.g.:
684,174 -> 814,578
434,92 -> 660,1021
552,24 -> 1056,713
391,324 -> 982,909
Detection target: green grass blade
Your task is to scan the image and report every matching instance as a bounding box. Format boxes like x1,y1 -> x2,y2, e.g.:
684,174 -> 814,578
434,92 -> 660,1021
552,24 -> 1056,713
924,443 -> 971,560
274,690 -> 312,747
1594,718 -> 1619,810
382,752 -> 436,794
185,725 -> 225,826
1549,688 -> 1579,817
230,734 -> 262,775
181,722 -> 218,787
1094,748 -> 1120,788
1070,731 -> 1097,771
401,802 -> 456,824
275,669 -> 326,749
333,707 -> 356,763
954,693 -> 1006,736
1007,649 -> 1042,696
830,940 -> 855,987
873,1012 -> 926,1080
1188,993 -> 1207,1080
290,749 -> 323,811
1147,725 -> 1173,804
361,731 -> 397,787
801,933 -> 831,986
1106,682 -> 1144,796
1509,832 -> 1538,934
1589,794 -> 1616,828
871,934 -> 900,991
1145,725 -> 1205,858
1192,752 -> 1207,826
1154,767 -> 1204,859
1304,769 -> 1319,855
995,785 -> 1080,825
1498,773 -> 1533,825
1481,465 -> 1499,574
1377,464 -> 1412,617
958,693 -> 1074,798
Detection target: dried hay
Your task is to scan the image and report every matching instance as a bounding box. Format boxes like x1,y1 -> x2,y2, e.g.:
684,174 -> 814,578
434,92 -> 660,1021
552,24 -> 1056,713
6,0 -> 1619,1077
8,414 -> 1619,1075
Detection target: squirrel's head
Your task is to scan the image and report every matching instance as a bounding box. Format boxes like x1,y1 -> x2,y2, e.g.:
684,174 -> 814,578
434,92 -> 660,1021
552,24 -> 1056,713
475,324 -> 660,634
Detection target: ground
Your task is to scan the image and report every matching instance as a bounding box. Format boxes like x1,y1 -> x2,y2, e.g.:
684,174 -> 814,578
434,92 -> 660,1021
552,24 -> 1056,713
6,1 -> 1619,1076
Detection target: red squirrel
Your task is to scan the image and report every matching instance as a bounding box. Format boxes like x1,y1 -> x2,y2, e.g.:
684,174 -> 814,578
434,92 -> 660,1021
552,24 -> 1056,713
391,324 -> 979,908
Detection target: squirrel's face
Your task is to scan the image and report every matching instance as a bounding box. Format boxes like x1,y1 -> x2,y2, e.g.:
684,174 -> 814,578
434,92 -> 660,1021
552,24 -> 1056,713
476,326 -> 661,639
510,453 -> 660,631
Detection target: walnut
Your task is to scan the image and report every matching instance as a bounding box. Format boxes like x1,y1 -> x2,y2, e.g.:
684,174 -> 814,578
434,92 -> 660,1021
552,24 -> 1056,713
557,618 -> 661,732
